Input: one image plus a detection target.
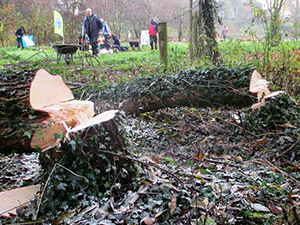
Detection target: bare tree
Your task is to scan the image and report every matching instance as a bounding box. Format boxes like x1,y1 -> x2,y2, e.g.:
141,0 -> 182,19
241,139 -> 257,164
264,0 -> 288,45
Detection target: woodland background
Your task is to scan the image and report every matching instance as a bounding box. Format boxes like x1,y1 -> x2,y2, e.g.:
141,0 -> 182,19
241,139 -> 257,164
0,0 -> 299,47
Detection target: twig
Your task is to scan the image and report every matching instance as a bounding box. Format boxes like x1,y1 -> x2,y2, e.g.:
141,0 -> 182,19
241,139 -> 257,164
56,163 -> 89,183
257,159 -> 300,189
33,163 -> 89,220
33,163 -> 57,220
276,140 -> 300,159
99,150 -> 183,183
216,117 -> 259,138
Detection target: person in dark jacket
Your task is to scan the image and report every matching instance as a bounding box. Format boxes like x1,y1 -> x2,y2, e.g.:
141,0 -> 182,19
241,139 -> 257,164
15,26 -> 26,49
83,8 -> 103,56
111,34 -> 128,52
111,34 -> 121,47
149,18 -> 158,50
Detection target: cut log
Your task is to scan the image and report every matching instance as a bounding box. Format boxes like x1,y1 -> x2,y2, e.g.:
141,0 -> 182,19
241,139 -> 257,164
0,69 -> 48,153
0,69 -> 96,153
1,66 -> 256,153
96,66 -> 256,114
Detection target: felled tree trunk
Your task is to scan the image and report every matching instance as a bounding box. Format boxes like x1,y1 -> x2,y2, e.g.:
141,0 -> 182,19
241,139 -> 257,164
96,66 -> 256,114
0,68 -> 92,154
0,69 -> 46,153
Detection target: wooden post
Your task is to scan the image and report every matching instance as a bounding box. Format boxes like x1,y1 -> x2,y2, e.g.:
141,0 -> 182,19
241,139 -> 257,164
158,22 -> 168,68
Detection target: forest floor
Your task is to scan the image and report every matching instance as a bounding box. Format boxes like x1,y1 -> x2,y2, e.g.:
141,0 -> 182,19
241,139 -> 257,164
1,105 -> 299,224
0,43 -> 299,224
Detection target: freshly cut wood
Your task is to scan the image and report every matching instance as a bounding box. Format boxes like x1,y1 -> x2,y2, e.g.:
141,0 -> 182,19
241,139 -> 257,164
0,185 -> 40,217
249,70 -> 284,109
29,69 -> 74,110
0,69 -> 105,153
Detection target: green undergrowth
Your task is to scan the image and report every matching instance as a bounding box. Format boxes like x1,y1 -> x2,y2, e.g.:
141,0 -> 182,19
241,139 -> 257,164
245,93 -> 300,135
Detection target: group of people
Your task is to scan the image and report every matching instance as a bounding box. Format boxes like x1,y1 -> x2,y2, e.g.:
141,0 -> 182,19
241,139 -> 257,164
83,8 -> 159,56
82,8 -> 128,56
15,8 -> 160,55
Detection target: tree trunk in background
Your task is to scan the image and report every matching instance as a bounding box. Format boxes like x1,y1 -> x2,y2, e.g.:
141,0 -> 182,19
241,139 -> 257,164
178,1 -> 183,42
193,11 -> 199,57
197,0 -> 205,58
267,0 -> 287,47
189,0 -> 193,61
203,0 -> 219,62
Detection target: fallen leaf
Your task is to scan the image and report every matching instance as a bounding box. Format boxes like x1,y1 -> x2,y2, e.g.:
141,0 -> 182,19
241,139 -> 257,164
236,156 -> 243,162
268,203 -> 282,215
194,152 -> 205,161
256,138 -> 267,145
280,122 -> 297,129
251,203 -> 270,212
203,197 -> 209,207
140,217 -> 155,225
170,196 -> 177,215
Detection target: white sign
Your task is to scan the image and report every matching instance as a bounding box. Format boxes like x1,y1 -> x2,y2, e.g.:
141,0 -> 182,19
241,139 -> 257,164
140,30 -> 150,46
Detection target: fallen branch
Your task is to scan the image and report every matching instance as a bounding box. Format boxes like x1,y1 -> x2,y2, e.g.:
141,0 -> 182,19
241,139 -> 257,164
256,159 -> 300,189
276,140 -> 300,159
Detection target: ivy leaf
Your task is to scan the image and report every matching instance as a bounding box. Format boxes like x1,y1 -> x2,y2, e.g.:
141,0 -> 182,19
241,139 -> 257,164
57,183 -> 68,191
24,130 -> 33,138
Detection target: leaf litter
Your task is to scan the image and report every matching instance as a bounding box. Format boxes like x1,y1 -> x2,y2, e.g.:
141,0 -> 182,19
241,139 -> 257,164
0,103 -> 299,224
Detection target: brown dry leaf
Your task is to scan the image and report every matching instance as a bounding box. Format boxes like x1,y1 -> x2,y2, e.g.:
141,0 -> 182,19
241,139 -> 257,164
170,195 -> 177,215
268,203 -> 282,215
0,185 -> 40,217
256,138 -> 267,145
194,152 -> 205,161
152,156 -> 161,164
280,121 -> 297,129
140,217 -> 156,225
247,191 -> 256,203
236,156 -> 243,162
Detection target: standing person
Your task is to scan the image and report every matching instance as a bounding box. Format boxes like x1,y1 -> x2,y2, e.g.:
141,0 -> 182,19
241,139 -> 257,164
15,26 -> 26,49
222,25 -> 229,41
149,18 -> 158,50
100,20 -> 111,50
83,8 -> 103,56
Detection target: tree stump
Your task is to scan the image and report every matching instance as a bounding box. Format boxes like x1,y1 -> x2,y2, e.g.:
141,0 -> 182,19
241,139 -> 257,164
39,112 -> 137,216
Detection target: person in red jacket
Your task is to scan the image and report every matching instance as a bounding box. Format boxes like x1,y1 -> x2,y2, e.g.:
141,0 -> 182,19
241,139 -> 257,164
149,18 -> 158,50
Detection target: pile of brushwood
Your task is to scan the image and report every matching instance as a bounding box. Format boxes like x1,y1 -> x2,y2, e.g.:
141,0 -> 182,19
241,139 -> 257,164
0,66 -> 299,224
